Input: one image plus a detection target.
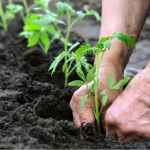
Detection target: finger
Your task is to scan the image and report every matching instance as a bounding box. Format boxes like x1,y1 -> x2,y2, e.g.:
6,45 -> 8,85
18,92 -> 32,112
72,111 -> 81,127
78,98 -> 96,125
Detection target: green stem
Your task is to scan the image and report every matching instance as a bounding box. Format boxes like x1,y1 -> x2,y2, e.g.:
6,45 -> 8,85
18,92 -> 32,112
28,3 -> 38,12
54,23 -> 65,40
64,17 -> 82,86
67,53 -> 96,84
85,83 -> 96,118
22,0 -> 29,24
67,59 -> 74,75
95,51 -> 105,134
0,0 -> 7,31
64,14 -> 71,86
20,11 -> 26,24
68,65 -> 76,77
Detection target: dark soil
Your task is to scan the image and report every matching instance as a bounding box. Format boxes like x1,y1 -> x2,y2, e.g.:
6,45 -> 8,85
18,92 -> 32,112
0,0 -> 150,149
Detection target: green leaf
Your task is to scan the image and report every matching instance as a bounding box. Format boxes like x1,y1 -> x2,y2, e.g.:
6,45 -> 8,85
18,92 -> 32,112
76,11 -> 86,21
102,95 -> 108,106
93,11 -> 100,21
45,25 -> 57,35
90,83 -> 95,92
124,35 -> 136,49
80,56 -> 93,69
96,42 -> 103,49
100,89 -> 107,95
19,31 -> 32,37
103,40 -> 111,50
75,44 -> 92,58
85,9 -> 100,21
76,68 -> 86,81
56,1 -> 74,17
86,65 -> 96,83
40,31 -> 50,53
24,24 -> 41,31
107,76 -> 115,89
112,77 -> 131,90
6,4 -> 23,13
68,80 -> 85,87
80,95 -> 88,109
49,51 -> 68,75
34,0 -> 49,8
99,37 -> 111,42
27,31 -> 40,47
68,41 -> 80,52
112,33 -> 128,47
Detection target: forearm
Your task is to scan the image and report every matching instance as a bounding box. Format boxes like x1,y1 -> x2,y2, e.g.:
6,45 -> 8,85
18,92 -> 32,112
95,0 -> 150,73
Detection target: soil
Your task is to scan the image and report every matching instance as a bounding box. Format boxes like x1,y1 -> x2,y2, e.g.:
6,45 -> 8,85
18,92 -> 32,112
0,0 -> 150,149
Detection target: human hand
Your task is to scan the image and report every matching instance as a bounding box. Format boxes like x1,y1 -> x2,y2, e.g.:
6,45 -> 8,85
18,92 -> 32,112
70,62 -> 123,131
105,62 -> 150,142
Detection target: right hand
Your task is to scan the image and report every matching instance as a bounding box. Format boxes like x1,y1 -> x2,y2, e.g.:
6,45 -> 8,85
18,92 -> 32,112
70,62 -> 124,132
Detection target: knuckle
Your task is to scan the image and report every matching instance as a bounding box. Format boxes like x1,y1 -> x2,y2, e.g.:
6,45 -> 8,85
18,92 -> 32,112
105,108 -> 118,127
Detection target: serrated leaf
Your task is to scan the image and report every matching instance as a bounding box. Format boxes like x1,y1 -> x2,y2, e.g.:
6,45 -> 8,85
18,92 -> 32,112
27,31 -> 40,47
76,11 -> 85,21
100,89 -> 107,95
40,31 -> 50,53
112,33 -> 128,47
49,51 -> 68,75
56,1 -> 74,17
86,65 -> 96,83
96,42 -> 103,49
112,77 -> 131,90
68,41 -> 80,52
102,95 -> 108,106
68,80 -> 85,87
103,40 -> 111,50
99,37 -> 111,42
124,35 -> 136,49
90,83 -> 95,92
45,25 -> 57,35
107,76 -> 114,89
80,95 -> 88,109
76,68 -> 85,81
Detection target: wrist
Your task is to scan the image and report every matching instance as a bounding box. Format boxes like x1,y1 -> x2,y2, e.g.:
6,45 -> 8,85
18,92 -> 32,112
94,38 -> 133,74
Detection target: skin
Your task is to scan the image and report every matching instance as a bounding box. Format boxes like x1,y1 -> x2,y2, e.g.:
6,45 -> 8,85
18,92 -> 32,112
70,0 -> 150,142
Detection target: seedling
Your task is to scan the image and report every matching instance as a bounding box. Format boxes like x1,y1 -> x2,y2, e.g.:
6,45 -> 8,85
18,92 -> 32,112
0,0 -> 23,31
49,33 -> 136,134
20,1 -> 101,86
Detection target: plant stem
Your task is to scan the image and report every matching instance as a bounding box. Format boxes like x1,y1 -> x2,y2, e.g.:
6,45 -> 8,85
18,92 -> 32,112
85,83 -> 96,118
0,0 -> 7,31
95,51 -> 105,134
22,0 -> 29,24
64,14 -> 71,86
64,17 -> 79,86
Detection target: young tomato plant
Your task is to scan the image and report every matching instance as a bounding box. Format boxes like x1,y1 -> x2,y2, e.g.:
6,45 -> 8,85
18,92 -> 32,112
50,32 -> 136,134
0,0 -> 23,31
20,1 -> 101,86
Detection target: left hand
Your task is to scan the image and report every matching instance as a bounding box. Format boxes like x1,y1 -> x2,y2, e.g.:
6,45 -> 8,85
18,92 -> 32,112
105,62 -> 150,142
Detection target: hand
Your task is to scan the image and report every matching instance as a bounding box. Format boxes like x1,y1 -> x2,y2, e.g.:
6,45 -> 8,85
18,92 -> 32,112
105,62 -> 150,142
70,62 -> 123,131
